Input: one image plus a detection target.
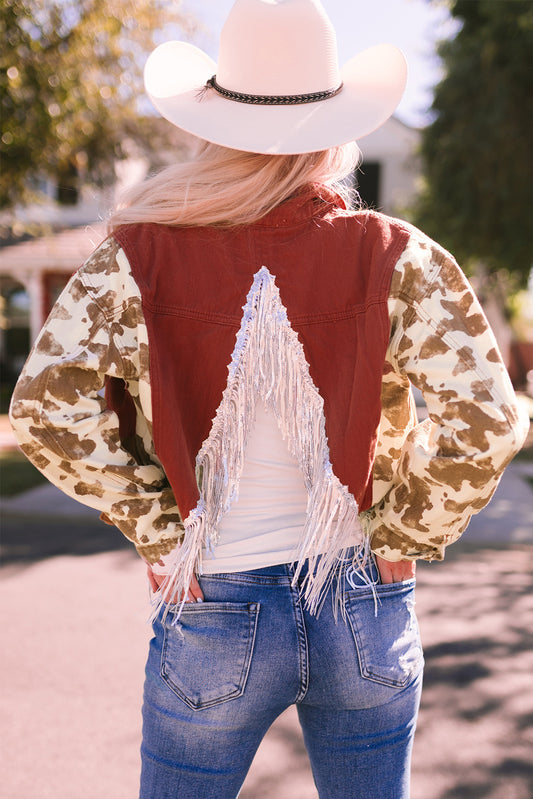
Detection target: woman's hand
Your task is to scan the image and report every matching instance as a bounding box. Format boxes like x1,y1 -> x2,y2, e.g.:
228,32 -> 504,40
375,555 -> 416,584
147,565 -> 204,603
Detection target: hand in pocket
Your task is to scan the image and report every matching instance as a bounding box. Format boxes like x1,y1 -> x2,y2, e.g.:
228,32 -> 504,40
147,564 -> 204,603
375,555 -> 416,584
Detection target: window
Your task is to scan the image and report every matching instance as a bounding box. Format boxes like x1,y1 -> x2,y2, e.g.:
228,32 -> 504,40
354,161 -> 381,209
0,278 -> 30,381
43,272 -> 72,319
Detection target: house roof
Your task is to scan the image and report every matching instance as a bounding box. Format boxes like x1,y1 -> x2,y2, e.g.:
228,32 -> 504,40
0,224 -> 106,277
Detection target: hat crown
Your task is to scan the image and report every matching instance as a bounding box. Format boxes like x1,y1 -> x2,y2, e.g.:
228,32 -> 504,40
217,0 -> 341,96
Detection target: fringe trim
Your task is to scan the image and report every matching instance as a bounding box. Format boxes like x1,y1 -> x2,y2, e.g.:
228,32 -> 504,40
150,267 -> 369,622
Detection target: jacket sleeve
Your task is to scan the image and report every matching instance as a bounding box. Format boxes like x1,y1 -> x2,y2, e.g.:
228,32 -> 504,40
8,236 -> 184,564
362,231 -> 529,562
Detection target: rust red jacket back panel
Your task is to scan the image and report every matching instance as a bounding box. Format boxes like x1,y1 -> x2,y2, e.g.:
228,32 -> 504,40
113,188 -> 410,520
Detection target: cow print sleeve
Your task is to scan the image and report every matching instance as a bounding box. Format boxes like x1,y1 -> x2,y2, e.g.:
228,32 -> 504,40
9,236 -> 184,564
362,230 -> 529,562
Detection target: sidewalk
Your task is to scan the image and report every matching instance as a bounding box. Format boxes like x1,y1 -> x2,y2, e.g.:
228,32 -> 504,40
1,419 -> 533,798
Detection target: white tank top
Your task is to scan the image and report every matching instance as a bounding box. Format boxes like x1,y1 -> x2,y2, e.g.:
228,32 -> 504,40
201,401 -> 308,573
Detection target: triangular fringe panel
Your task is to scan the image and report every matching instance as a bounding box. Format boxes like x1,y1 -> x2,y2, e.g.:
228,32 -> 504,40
151,267 -> 369,622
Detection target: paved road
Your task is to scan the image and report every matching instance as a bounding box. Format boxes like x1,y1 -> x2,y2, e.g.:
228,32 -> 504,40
1,460 -> 532,799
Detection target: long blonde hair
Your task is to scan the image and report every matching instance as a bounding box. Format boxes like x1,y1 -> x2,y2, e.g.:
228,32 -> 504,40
108,138 -> 360,231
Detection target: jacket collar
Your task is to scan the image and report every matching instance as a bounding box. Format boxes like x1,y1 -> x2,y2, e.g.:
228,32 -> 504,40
254,183 -> 347,228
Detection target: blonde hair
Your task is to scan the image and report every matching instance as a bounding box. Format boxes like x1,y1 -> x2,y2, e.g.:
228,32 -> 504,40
108,138 -> 361,231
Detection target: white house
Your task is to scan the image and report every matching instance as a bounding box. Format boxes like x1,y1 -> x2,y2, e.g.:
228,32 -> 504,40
356,116 -> 420,215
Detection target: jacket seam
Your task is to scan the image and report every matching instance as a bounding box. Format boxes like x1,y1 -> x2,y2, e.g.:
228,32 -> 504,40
139,296 -> 390,325
80,270 -> 140,322
77,271 -> 140,380
140,302 -> 242,326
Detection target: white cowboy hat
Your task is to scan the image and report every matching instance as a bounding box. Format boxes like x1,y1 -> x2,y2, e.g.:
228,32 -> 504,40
144,0 -> 407,155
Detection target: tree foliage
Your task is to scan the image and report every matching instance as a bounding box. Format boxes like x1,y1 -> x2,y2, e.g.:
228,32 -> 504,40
414,0 -> 533,288
0,0 -> 190,209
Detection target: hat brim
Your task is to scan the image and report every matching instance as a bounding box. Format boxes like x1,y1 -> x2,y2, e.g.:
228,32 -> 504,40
144,41 -> 407,154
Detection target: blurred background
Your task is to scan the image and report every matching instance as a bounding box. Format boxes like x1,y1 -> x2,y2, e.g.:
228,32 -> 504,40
1,2 -> 532,798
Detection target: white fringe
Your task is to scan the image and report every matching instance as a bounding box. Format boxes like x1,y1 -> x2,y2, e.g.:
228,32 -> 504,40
150,267 -> 369,622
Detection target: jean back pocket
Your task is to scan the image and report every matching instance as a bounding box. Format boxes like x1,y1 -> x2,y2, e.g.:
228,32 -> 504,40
345,581 -> 423,688
161,602 -> 260,710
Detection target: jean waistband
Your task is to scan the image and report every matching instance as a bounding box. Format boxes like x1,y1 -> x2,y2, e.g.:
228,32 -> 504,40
208,547 -> 372,580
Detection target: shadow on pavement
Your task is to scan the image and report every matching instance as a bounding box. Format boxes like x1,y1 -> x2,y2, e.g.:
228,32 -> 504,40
1,494 -> 532,798
408,546 -> 533,799
240,543 -> 533,799
0,512 -> 132,564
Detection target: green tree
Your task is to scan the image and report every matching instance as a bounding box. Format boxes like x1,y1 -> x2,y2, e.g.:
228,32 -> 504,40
0,0 -> 190,209
414,0 -> 533,290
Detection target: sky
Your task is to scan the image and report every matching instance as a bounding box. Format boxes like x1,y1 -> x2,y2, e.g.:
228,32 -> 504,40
175,0 -> 460,128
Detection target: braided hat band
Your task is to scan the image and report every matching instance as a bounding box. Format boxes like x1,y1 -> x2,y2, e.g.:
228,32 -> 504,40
202,75 -> 344,106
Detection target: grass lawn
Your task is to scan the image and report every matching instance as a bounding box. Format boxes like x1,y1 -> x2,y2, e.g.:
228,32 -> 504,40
0,450 -> 47,497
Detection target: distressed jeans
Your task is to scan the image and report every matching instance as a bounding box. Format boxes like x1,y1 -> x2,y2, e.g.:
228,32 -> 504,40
139,554 -> 424,799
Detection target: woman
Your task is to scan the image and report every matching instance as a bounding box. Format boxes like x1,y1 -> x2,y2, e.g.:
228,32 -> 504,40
9,1 -> 529,797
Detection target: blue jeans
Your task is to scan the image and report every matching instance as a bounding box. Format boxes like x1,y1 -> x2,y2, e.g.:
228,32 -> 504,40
139,554 -> 423,799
